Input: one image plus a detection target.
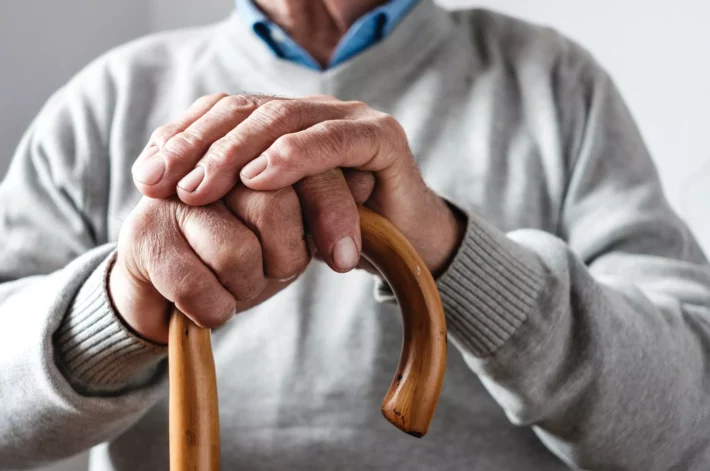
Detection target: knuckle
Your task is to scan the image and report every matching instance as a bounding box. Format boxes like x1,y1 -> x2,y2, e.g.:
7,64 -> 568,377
241,193 -> 266,229
177,129 -> 207,149
193,92 -> 228,108
161,132 -> 205,160
172,271 -> 208,308
271,135 -> 301,166
125,198 -> 167,241
190,93 -> 227,109
377,113 -> 404,137
150,124 -> 177,147
357,121 -> 380,141
210,245 -> 243,284
247,187 -> 301,238
270,249 -> 309,280
261,99 -> 291,117
259,188 -> 300,228
257,100 -> 299,127
195,312 -> 231,330
229,277 -> 266,301
272,187 -> 301,214
126,201 -> 152,230
199,308 -> 233,330
218,94 -> 259,118
177,289 -> 235,330
314,121 -> 348,149
201,293 -> 237,328
217,232 -> 265,301
172,198 -> 197,228
373,114 -> 407,155
203,138 -> 239,168
233,231 -> 264,272
313,120 -> 337,135
345,100 -> 367,111
124,214 -> 150,245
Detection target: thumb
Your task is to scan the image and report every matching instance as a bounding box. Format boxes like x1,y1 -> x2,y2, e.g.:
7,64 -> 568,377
295,169 -> 362,273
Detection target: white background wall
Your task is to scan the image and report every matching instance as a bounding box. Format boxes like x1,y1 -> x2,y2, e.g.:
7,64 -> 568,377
1,1 -> 708,470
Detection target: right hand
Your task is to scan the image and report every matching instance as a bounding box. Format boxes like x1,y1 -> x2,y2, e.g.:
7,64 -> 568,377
110,169 -> 376,345
109,186 -> 310,344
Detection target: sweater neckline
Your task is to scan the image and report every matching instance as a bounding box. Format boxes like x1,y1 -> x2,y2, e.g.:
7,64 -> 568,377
214,0 -> 454,96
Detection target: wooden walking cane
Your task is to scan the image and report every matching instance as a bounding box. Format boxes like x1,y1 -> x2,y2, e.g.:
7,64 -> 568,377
168,205 -> 448,471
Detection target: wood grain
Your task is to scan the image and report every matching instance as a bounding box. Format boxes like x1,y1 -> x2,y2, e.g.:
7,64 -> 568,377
358,206 -> 447,437
169,308 -> 220,471
168,205 -> 447,469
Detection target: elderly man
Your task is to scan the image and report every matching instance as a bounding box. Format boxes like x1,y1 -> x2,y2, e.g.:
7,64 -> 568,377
1,0 -> 709,469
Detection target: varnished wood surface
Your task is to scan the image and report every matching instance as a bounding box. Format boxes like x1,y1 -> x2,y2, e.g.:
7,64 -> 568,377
169,308 -> 220,471
169,205 -> 447,469
358,206 -> 447,437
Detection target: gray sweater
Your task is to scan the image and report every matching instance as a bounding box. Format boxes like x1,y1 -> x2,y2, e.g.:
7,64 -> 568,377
2,1 -> 709,469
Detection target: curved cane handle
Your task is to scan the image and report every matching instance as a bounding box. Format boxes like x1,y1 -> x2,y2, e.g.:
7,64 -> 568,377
169,205 -> 447,470
358,206 -> 447,435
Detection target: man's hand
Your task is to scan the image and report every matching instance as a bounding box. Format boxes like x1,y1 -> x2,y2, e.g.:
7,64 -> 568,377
132,94 -> 465,275
110,187 -> 313,344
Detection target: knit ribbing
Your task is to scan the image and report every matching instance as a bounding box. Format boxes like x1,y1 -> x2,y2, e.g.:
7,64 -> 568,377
54,253 -> 167,393
437,213 -> 545,357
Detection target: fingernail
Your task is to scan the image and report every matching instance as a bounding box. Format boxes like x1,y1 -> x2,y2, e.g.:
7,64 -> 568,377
241,155 -> 268,180
332,237 -> 358,271
178,166 -> 205,192
134,156 -> 165,185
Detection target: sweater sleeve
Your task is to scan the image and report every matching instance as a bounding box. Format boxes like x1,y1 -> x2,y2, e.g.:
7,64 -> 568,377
435,44 -> 710,469
0,66 -> 167,469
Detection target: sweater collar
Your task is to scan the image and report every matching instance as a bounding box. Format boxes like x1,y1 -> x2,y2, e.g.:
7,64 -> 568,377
235,0 -> 420,70
217,0 -> 454,95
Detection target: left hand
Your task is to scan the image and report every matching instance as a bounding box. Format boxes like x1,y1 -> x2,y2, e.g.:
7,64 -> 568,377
132,94 -> 465,275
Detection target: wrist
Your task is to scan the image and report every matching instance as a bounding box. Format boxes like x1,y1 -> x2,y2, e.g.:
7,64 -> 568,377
428,198 -> 467,277
108,254 -> 170,345
55,252 -> 168,393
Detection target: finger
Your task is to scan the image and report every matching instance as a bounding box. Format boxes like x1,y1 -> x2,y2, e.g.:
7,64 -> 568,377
135,94 -> 281,199
302,94 -> 339,102
224,185 -> 310,280
132,93 -> 226,187
295,169 -> 361,273
342,169 -> 375,204
307,239 -> 379,275
232,278 -> 301,314
239,116 -> 410,192
178,201 -> 269,304
177,100 -> 363,206
146,93 -> 228,148
135,206 -> 237,330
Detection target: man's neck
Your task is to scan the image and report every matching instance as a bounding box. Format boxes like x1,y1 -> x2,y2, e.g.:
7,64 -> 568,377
254,0 -> 388,67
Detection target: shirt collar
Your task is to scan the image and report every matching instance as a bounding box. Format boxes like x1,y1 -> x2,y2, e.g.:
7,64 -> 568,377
235,0 -> 419,70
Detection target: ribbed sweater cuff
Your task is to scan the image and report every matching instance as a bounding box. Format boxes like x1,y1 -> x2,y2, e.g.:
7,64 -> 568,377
437,213 -> 546,357
54,252 -> 167,394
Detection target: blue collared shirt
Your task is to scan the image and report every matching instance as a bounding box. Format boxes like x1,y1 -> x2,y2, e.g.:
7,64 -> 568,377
235,0 -> 419,70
